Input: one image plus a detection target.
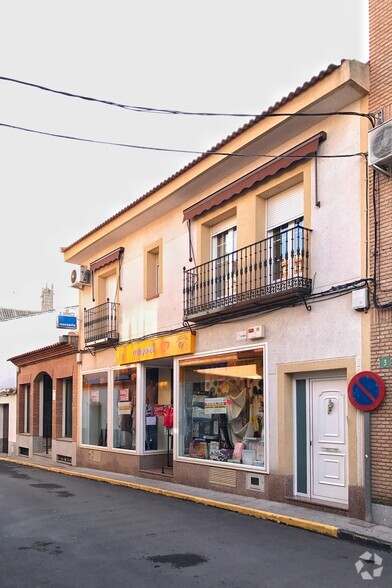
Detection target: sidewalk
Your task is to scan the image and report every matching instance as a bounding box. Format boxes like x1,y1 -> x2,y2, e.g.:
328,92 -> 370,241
1,455 -> 391,551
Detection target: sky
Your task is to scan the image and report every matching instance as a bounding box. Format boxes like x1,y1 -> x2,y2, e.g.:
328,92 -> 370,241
0,0 -> 368,385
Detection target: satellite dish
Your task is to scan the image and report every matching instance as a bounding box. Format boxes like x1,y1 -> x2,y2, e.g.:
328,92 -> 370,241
70,269 -> 77,284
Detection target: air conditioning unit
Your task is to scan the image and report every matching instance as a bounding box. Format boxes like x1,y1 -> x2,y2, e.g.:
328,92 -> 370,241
368,119 -> 392,175
70,265 -> 91,289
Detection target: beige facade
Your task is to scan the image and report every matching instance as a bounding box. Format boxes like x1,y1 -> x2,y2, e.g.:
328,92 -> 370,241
64,60 -> 370,518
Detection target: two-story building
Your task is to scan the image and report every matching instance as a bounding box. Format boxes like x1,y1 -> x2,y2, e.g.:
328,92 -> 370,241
63,59 -> 370,518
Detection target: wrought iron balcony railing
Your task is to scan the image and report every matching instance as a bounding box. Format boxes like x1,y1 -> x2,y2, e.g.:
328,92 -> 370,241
183,225 -> 312,321
84,301 -> 119,346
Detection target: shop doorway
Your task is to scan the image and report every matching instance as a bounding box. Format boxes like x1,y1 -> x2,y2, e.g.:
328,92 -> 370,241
142,360 -> 173,475
294,377 -> 348,506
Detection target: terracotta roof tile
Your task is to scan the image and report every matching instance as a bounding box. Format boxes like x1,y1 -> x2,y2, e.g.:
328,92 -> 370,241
8,341 -> 78,365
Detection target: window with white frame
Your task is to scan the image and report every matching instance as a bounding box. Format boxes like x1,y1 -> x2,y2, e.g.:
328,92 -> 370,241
82,372 -> 108,446
211,219 -> 237,300
179,348 -> 265,468
113,367 -> 137,450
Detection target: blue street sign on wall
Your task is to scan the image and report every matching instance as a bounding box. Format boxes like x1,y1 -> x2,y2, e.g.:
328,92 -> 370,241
348,371 -> 386,412
57,314 -> 77,329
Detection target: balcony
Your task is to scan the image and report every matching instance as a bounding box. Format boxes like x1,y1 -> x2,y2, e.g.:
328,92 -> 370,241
84,301 -> 119,346
183,226 -> 312,322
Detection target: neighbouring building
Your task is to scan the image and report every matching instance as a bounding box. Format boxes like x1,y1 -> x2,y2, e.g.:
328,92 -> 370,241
62,60 -> 370,517
8,335 -> 78,466
0,388 -> 16,455
0,285 -> 59,388
368,0 -> 392,526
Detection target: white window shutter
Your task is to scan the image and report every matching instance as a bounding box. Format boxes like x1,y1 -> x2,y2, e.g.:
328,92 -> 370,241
266,184 -> 304,230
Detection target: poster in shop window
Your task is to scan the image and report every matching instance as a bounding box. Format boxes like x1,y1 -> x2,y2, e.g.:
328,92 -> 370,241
119,388 -> 129,402
204,397 -> 227,414
118,401 -> 132,416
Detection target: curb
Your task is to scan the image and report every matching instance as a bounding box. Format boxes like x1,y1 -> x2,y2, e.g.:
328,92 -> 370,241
338,530 -> 392,553
0,456 -> 351,540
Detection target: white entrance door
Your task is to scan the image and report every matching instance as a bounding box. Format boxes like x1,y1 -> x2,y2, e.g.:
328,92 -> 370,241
311,379 -> 348,504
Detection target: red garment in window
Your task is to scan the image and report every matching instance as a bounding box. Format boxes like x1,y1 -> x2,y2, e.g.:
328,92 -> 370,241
163,406 -> 173,428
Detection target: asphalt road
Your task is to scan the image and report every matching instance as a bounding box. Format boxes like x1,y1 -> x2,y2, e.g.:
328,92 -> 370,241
0,461 -> 391,588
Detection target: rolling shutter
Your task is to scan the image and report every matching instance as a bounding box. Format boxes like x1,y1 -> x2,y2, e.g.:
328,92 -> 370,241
266,184 -> 304,230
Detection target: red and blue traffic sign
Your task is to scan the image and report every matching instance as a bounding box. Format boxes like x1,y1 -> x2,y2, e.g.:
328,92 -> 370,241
348,371 -> 386,412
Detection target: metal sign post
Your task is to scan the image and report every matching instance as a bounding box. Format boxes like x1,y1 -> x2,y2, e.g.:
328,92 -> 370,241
348,371 -> 386,523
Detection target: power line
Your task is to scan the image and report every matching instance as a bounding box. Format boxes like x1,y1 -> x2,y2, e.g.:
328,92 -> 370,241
0,75 -> 374,122
0,121 -> 367,159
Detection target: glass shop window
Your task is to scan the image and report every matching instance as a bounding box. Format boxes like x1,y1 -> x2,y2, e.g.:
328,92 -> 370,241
179,349 -> 265,467
113,367 -> 137,451
82,372 -> 108,447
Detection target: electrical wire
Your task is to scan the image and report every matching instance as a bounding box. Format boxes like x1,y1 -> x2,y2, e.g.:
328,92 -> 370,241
0,75 -> 375,123
371,167 -> 392,308
0,122 -> 367,160
108,278 -> 369,341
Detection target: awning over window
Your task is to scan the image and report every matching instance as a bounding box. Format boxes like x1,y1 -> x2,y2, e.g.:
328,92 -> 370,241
183,132 -> 326,222
90,247 -> 124,272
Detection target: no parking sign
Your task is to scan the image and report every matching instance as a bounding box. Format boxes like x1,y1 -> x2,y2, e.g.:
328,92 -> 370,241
348,371 -> 386,412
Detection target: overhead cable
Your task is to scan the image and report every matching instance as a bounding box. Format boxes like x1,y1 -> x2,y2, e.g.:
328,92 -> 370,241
0,75 -> 374,123
0,121 -> 367,159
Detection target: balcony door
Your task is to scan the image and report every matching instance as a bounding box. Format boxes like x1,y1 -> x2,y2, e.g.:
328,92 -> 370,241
211,222 -> 237,301
270,218 -> 304,282
266,184 -> 304,285
104,272 -> 117,303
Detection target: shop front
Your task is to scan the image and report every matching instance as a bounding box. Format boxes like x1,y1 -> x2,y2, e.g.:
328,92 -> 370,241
79,330 -> 194,477
177,347 -> 265,471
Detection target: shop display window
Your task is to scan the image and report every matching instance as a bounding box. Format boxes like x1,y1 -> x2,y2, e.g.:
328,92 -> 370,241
82,372 -> 108,447
145,366 -> 173,452
179,349 -> 264,467
113,367 -> 137,451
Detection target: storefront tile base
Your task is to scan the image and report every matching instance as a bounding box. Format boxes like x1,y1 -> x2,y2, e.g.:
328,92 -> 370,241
77,446 -> 141,476
172,462 -> 366,519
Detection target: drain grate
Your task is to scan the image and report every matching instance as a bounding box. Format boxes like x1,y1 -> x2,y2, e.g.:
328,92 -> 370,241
57,454 -> 72,464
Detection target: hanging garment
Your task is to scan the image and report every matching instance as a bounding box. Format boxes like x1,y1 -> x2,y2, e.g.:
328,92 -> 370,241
163,406 -> 173,428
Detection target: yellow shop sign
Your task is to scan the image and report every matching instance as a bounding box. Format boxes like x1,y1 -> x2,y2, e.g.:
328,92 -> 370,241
116,331 -> 195,364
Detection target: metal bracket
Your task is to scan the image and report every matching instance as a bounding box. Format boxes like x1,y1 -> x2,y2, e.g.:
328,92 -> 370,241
301,296 -> 312,312
84,345 -> 96,356
183,319 -> 196,335
371,163 -> 392,178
